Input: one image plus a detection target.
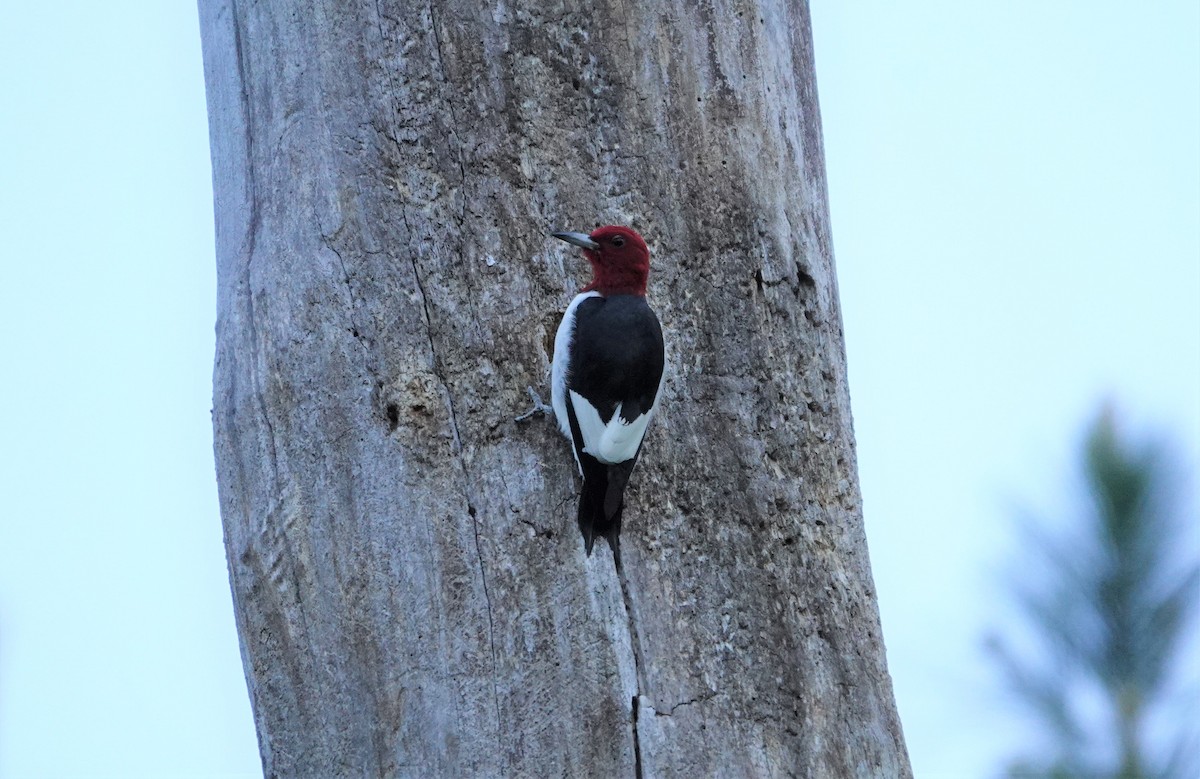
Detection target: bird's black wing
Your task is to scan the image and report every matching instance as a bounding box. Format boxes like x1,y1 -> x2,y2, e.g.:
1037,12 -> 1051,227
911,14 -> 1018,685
567,294 -> 665,427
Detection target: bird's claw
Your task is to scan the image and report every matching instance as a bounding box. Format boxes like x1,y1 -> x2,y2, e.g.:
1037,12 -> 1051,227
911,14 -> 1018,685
515,386 -> 554,422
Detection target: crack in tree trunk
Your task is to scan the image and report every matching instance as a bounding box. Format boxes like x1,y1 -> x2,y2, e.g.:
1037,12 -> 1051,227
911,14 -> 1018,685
631,693 -> 644,779
617,560 -> 647,776
467,503 -> 503,744
407,245 -> 501,739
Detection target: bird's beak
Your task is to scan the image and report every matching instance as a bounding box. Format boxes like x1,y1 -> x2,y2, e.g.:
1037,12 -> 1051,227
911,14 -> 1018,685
552,231 -> 600,251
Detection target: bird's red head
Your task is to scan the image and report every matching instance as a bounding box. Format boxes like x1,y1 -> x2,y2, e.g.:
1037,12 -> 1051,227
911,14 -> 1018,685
553,225 -> 651,296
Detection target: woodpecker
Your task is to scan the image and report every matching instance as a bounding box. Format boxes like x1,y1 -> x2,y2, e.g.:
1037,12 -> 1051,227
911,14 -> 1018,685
549,226 -> 665,565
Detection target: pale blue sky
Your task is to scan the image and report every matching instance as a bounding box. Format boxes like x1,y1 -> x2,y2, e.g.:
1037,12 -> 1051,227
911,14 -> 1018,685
0,2 -> 1195,777
814,2 -> 1199,773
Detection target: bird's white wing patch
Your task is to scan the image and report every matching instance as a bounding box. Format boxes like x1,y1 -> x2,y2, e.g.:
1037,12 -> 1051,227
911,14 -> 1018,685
568,390 -> 653,465
551,291 -> 601,443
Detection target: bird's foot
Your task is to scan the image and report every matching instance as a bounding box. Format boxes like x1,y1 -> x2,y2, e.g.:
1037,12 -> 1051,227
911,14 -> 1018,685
515,386 -> 554,422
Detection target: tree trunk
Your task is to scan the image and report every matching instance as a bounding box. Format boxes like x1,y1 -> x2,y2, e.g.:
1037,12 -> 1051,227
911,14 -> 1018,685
199,0 -> 910,776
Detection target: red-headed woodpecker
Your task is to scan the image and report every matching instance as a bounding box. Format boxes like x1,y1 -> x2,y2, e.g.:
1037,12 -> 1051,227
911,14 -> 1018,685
550,226 -> 665,564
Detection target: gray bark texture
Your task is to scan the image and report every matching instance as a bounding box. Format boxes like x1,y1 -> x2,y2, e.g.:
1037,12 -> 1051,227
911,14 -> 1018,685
200,0 -> 910,776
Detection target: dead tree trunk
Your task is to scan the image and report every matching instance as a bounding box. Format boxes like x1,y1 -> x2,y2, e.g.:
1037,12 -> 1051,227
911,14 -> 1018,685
199,0 -> 909,776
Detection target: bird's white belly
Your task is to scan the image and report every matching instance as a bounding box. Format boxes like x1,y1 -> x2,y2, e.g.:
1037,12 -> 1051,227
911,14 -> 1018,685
568,390 -> 652,465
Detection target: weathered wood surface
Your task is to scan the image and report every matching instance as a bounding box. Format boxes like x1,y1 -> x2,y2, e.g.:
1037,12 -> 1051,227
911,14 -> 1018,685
200,0 -> 910,776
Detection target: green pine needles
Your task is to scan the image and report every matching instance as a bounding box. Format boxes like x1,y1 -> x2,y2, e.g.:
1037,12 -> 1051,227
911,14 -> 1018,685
988,406 -> 1199,778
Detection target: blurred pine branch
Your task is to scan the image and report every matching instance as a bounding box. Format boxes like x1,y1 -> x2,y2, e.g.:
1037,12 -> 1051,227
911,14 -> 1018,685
987,405 -> 1198,778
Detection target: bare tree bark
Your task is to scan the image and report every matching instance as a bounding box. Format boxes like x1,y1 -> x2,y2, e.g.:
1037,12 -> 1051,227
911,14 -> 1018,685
200,0 -> 909,776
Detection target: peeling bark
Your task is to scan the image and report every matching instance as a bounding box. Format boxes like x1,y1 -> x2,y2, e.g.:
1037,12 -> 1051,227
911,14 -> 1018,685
199,0 -> 910,776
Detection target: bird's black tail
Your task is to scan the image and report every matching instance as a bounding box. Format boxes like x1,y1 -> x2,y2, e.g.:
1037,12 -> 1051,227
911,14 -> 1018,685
577,457 -> 636,566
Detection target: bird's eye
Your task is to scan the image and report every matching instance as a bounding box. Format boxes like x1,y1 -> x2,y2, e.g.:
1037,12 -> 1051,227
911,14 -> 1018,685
612,236 -> 625,247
